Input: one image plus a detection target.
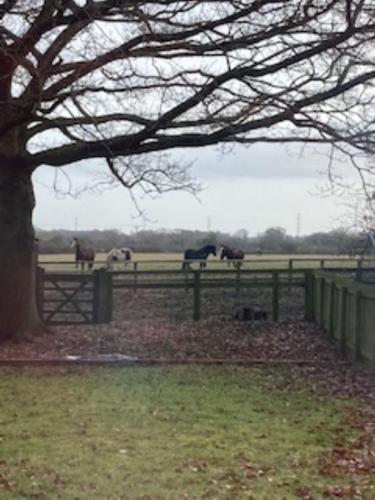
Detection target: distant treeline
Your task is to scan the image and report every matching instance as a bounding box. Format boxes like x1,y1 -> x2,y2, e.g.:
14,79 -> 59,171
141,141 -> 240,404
35,227 -> 366,255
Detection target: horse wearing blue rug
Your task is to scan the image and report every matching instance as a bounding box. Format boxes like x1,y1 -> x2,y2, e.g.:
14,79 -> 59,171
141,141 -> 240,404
183,245 -> 216,269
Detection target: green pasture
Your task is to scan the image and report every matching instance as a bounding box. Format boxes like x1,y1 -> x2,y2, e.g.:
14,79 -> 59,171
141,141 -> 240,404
0,366 -> 372,499
38,252 -> 360,272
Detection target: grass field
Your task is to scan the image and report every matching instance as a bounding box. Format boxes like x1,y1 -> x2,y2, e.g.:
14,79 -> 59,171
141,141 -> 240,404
0,366 -> 372,499
38,252 -> 361,272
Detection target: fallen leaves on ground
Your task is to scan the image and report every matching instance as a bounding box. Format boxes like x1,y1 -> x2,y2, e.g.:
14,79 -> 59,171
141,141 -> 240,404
322,484 -> 363,497
0,318 -> 373,403
0,320 -> 341,362
319,407 -> 375,477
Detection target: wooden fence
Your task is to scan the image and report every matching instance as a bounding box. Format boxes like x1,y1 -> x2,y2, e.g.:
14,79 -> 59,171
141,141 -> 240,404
38,267 -> 310,324
110,268 -> 308,321
35,264 -> 375,371
307,270 -> 375,372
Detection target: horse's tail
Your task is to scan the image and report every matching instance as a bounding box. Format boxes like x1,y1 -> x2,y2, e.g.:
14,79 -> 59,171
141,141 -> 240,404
106,251 -> 113,269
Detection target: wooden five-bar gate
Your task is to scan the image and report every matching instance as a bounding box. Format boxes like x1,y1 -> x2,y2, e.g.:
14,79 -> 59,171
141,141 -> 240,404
37,267 -> 112,324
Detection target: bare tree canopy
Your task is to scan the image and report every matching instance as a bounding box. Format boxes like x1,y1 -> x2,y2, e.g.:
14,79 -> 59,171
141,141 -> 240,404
1,0 -> 375,180
0,0 -> 375,339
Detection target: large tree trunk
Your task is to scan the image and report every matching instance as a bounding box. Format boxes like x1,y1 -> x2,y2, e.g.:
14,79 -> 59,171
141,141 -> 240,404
0,167 -> 43,341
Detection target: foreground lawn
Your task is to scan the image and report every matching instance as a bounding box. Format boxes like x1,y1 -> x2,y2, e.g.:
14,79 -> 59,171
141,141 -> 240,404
0,366 -> 373,499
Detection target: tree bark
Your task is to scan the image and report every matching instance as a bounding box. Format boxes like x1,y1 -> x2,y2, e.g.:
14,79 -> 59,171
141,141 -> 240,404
0,166 -> 43,341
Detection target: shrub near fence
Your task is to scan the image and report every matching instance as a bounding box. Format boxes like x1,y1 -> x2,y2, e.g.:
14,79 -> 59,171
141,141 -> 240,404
308,270 -> 375,372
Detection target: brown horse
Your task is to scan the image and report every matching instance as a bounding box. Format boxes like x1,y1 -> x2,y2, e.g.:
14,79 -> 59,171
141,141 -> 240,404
71,238 -> 95,270
219,245 -> 245,268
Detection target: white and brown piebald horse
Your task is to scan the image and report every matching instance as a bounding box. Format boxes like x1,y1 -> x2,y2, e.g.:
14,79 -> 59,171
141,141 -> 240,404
106,247 -> 133,269
71,238 -> 96,270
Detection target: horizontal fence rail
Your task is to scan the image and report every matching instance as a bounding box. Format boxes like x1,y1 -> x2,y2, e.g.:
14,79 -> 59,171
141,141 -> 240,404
308,269 -> 375,372
37,256 -> 374,275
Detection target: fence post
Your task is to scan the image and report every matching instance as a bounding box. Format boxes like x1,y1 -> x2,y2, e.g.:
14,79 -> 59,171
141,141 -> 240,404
93,268 -> 109,323
328,281 -> 336,338
272,271 -> 279,321
93,270 -> 99,323
353,290 -> 362,362
304,271 -> 312,321
133,261 -> 138,293
319,277 -> 325,328
236,266 -> 240,294
320,259 -> 325,269
193,271 -> 201,321
184,265 -> 189,291
36,266 -> 45,320
288,259 -> 293,292
310,273 -> 316,321
339,287 -> 347,356
355,258 -> 363,281
106,271 -> 113,322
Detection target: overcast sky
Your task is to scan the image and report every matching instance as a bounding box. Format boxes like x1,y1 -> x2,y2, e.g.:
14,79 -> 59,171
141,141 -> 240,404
32,142 -> 354,236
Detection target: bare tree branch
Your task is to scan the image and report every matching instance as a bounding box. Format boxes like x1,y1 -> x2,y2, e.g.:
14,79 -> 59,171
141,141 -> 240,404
0,0 -> 374,197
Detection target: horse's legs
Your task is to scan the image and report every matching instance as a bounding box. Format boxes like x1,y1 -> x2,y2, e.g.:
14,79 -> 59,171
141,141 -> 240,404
183,261 -> 192,271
